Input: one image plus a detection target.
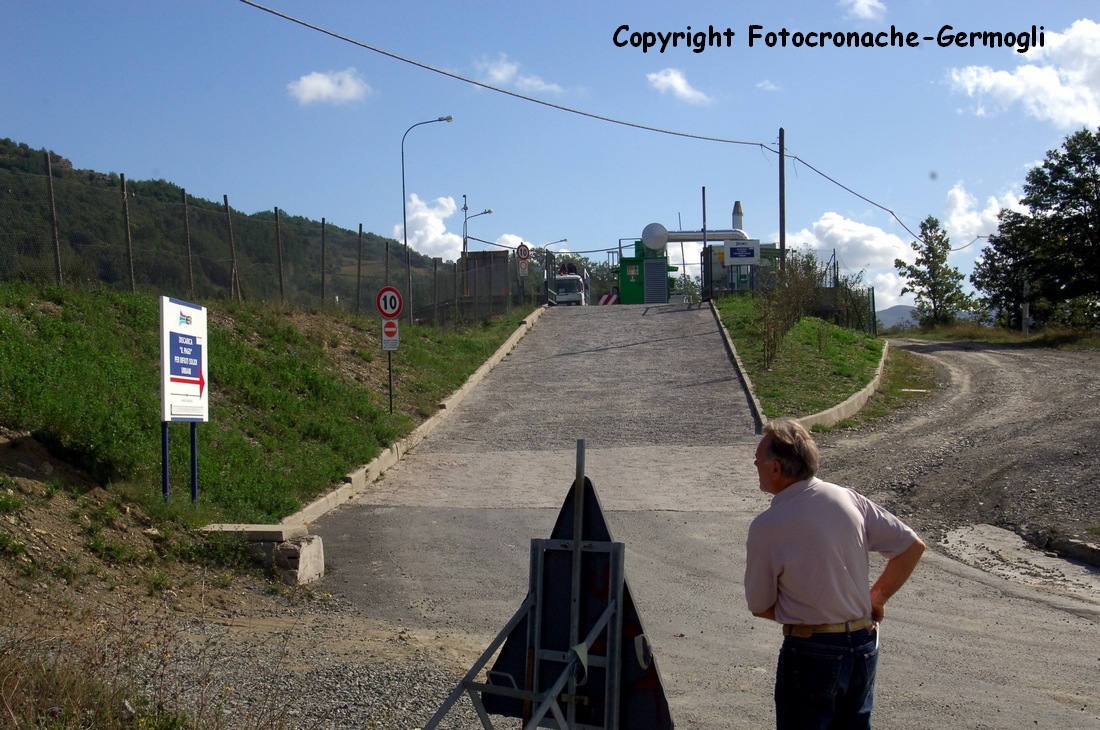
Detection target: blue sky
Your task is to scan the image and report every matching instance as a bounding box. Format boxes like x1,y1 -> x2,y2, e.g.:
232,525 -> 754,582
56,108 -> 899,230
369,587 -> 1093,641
3,1 -> 1098,308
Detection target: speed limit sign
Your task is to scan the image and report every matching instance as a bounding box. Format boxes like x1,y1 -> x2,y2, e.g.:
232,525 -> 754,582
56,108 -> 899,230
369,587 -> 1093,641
516,243 -> 530,261
376,286 -> 403,319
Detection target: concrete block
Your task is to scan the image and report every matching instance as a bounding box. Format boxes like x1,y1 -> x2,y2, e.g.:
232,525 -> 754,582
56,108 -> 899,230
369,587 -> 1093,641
274,534 -> 325,585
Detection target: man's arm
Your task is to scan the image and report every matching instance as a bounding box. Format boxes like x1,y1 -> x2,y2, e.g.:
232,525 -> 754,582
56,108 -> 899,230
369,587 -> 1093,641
752,606 -> 776,621
869,537 -> 925,622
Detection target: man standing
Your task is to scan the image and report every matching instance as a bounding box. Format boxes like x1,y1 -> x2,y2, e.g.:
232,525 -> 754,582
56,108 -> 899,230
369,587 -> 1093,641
744,419 -> 925,729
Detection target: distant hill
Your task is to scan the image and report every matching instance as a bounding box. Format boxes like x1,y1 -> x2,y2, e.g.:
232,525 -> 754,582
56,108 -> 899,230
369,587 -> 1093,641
877,305 -> 916,329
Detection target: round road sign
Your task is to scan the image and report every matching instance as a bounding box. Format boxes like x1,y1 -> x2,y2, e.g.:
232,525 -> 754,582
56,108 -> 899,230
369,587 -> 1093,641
516,243 -> 531,261
383,319 -> 399,337
376,286 -> 403,319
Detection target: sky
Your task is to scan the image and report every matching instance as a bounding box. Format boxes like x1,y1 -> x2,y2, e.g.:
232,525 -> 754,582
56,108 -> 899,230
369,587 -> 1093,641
3,0 -> 1098,309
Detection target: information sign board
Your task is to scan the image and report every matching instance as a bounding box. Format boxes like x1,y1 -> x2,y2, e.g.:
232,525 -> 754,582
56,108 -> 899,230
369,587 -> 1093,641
160,296 -> 209,422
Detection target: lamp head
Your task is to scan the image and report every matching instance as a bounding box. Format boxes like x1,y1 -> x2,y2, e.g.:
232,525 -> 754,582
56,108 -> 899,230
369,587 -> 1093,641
439,115 -> 454,122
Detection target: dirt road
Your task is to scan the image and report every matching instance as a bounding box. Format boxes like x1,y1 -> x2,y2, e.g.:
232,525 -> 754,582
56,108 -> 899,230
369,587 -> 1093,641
314,306 -> 1100,729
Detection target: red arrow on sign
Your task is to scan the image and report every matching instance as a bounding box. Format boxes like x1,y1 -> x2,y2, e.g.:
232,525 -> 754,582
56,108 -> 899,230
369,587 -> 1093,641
170,367 -> 205,397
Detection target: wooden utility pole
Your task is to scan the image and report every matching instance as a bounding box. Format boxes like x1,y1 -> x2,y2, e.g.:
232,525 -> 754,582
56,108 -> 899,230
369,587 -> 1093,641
778,127 -> 786,272
356,223 -> 364,314
182,188 -> 194,298
44,153 -> 62,285
275,207 -> 284,305
224,195 -> 240,301
122,174 -> 135,292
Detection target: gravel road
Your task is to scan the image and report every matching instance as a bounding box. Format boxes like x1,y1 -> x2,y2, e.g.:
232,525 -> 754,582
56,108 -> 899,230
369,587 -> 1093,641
297,306 -> 1100,729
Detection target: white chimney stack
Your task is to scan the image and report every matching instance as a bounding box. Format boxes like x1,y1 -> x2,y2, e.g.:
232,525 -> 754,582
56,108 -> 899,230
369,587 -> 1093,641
732,200 -> 744,231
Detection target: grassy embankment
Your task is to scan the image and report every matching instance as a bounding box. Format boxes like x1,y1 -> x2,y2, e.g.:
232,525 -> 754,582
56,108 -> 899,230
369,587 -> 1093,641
0,281 -> 536,527
713,294 -> 938,426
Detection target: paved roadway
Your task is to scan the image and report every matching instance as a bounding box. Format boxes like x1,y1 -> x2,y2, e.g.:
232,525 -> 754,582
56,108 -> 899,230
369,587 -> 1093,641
314,304 -> 1100,729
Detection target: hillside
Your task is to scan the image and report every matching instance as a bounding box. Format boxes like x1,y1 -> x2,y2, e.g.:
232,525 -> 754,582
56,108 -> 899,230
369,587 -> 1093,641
877,304 -> 916,329
0,137 -> 454,316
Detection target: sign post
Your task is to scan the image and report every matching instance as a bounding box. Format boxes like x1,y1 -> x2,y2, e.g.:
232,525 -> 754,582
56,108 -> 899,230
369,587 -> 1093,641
159,296 -> 209,504
376,287 -> 404,413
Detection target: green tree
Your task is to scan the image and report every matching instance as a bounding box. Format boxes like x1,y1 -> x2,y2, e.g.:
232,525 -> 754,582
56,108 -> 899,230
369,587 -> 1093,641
971,126 -> 1100,328
894,216 -> 971,327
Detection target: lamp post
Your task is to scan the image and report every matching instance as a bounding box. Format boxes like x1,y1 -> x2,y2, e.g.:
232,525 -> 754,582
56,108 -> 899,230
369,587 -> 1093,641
401,115 -> 453,324
539,239 -> 568,304
462,194 -> 492,297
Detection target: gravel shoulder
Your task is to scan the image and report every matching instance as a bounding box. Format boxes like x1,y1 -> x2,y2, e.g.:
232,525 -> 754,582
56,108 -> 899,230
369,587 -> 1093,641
816,338 -> 1100,597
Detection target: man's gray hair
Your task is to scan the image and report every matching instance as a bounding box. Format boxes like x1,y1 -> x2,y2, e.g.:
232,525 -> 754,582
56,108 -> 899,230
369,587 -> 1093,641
762,418 -> 819,481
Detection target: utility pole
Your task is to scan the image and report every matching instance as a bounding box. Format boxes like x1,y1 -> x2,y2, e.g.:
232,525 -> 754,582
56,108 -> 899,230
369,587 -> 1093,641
779,127 -> 786,272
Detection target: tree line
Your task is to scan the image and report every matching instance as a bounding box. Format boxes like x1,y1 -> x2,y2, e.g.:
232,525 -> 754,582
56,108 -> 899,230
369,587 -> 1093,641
895,126 -> 1100,330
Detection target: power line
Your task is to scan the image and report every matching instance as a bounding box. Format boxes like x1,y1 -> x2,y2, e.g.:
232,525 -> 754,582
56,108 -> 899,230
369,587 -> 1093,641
239,0 -> 947,247
239,0 -> 766,150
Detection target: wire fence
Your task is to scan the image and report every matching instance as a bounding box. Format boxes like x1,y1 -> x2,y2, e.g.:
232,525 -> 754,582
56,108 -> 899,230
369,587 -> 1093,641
0,155 -> 545,324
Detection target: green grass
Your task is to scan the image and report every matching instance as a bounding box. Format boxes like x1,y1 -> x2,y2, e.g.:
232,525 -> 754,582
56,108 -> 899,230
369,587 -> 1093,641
899,321 -> 1100,350
0,281 -> 536,525
714,294 -> 885,419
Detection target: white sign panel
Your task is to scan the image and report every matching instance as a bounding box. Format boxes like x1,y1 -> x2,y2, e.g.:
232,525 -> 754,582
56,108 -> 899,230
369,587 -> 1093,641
382,317 -> 400,351
160,296 -> 209,422
724,240 -> 761,265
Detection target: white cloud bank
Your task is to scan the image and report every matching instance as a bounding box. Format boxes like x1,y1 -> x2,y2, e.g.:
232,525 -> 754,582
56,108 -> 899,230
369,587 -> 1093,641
287,68 -> 371,105
948,19 -> 1100,129
647,69 -> 712,105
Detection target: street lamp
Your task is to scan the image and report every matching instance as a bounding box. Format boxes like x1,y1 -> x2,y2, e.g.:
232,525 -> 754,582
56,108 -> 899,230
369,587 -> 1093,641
462,194 -> 492,296
401,115 -> 453,324
538,239 -> 568,303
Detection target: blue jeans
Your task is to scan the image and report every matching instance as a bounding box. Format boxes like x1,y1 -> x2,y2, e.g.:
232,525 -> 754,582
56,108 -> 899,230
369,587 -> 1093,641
774,627 -> 879,730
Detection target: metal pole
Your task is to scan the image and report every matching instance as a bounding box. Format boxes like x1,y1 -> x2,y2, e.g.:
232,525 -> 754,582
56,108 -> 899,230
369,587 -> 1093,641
161,421 -> 170,503
569,438 -> 585,728
190,421 -> 199,505
402,116 -> 453,325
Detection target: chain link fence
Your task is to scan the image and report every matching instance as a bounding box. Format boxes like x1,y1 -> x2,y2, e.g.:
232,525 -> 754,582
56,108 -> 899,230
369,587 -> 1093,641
1,153 -> 545,323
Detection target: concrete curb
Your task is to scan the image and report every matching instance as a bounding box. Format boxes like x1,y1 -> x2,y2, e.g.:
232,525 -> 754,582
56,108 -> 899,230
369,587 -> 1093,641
707,301 -> 766,433
797,340 -> 890,430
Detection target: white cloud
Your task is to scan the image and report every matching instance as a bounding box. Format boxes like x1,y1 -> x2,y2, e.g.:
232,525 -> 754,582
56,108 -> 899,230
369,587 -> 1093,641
948,19 -> 1100,128
788,212 -> 912,306
942,182 -> 1023,243
840,0 -> 886,21
756,80 -> 781,92
392,194 -> 463,261
476,54 -> 563,93
287,68 -> 371,105
646,68 -> 712,105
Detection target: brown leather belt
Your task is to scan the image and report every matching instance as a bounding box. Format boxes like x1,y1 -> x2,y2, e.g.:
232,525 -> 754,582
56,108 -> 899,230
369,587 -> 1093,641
782,617 -> 875,638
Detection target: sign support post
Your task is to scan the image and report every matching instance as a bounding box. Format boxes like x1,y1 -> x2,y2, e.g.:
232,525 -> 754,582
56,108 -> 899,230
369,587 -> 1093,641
159,296 -> 209,505
376,287 -> 404,414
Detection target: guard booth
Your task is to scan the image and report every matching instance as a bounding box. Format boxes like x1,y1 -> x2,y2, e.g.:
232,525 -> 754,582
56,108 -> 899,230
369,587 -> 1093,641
701,241 -> 779,299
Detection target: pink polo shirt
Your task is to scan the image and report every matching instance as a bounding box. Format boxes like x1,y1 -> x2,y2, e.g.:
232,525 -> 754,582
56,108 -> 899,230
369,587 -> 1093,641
744,477 -> 919,626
